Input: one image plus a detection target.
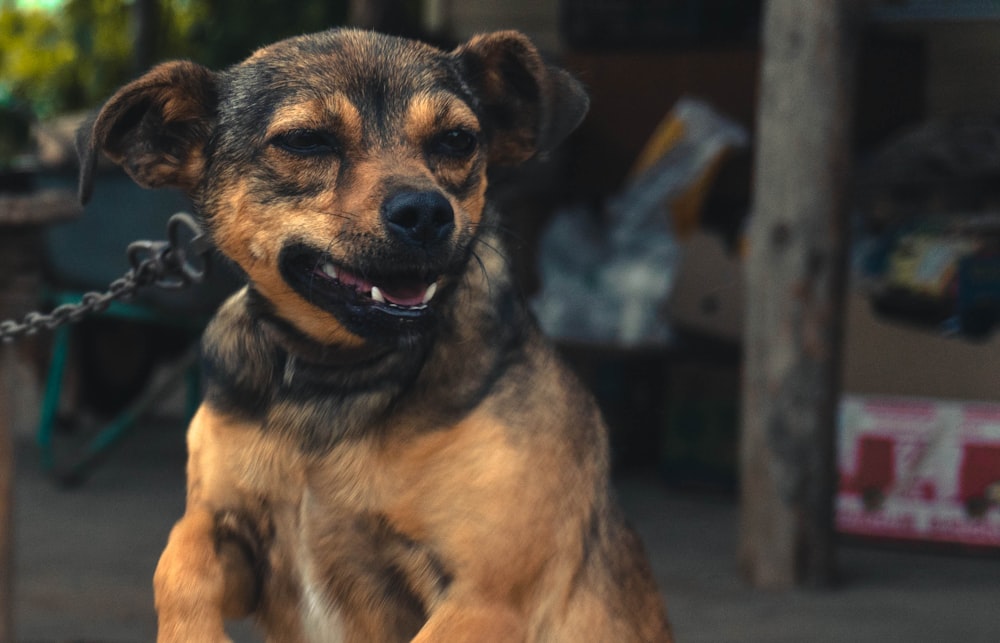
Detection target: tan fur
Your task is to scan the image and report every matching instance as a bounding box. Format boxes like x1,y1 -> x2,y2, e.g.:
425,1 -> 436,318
159,380 -> 632,641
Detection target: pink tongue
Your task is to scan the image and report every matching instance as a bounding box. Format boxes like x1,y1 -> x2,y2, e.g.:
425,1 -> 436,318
317,265 -> 427,306
379,285 -> 427,307
336,268 -> 372,292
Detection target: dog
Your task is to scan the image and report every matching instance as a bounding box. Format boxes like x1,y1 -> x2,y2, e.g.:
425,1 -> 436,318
78,28 -> 672,642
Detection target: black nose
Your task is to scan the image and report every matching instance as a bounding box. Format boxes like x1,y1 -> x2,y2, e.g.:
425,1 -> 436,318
381,191 -> 455,247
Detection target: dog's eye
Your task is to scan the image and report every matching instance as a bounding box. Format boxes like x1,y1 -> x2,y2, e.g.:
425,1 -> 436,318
272,130 -> 339,156
431,129 -> 478,158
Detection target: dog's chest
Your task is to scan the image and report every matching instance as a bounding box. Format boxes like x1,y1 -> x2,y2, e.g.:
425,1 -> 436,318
295,536 -> 347,643
277,485 -> 435,642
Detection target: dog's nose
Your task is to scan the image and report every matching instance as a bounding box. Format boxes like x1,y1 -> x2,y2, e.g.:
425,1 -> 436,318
381,191 -> 455,247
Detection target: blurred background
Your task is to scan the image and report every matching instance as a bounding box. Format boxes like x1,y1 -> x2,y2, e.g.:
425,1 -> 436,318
1,0 -> 1000,641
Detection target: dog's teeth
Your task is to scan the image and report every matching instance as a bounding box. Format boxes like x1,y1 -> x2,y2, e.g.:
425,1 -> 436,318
371,286 -> 386,303
422,282 -> 438,304
322,263 -> 338,279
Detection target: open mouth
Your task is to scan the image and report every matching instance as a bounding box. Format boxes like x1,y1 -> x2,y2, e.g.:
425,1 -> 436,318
279,244 -> 443,337
312,261 -> 438,310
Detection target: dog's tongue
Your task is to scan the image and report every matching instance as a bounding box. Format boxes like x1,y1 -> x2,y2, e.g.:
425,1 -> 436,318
376,283 -> 427,307
327,265 -> 428,306
335,268 -> 372,292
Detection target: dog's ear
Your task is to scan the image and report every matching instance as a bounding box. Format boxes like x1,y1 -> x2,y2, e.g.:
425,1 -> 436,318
77,61 -> 217,203
454,31 -> 589,165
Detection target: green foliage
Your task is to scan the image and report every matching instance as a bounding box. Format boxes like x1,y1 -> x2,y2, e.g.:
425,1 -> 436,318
0,0 -> 348,120
0,0 -> 352,167
0,1 -> 136,117
0,0 -> 347,172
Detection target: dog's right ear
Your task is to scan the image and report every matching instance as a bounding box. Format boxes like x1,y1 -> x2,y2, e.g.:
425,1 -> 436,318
77,61 -> 217,204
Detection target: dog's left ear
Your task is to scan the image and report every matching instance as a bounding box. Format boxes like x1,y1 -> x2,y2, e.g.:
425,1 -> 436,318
77,61 -> 218,203
454,31 -> 589,165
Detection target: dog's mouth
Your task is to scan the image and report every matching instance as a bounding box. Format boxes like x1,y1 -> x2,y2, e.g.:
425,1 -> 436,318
279,244 -> 444,339
310,261 -> 438,310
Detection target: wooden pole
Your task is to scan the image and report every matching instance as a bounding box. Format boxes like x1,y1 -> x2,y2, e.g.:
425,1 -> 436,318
739,0 -> 860,589
0,344 -> 13,643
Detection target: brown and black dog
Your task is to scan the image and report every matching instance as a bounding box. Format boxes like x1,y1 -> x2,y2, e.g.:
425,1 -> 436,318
78,28 -> 672,642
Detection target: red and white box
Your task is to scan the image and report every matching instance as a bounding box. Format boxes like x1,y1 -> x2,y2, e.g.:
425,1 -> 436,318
837,395 -> 1000,548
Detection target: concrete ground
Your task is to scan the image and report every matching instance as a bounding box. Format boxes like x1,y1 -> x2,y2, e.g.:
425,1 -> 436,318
10,413 -> 1000,643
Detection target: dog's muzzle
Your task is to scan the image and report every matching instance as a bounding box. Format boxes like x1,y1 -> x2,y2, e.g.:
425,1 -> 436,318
276,189 -> 468,342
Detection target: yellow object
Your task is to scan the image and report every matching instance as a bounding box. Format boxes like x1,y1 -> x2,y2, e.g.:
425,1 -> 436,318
887,235 -> 977,297
629,114 -> 687,179
628,107 -> 734,239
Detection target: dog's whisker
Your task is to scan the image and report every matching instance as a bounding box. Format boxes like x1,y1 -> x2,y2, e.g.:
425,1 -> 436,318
471,221 -> 526,247
472,237 -> 510,264
301,206 -> 359,222
322,238 -> 338,261
470,250 -> 494,299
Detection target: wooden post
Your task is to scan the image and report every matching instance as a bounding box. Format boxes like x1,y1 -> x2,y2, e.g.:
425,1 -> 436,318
739,0 -> 860,588
0,190 -> 78,643
0,345 -> 13,643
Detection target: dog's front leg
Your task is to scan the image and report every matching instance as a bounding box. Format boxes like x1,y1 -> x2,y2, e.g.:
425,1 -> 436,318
154,506 -> 256,643
411,600 -> 525,643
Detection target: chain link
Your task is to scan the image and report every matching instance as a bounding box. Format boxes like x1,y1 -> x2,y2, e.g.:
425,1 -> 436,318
0,213 -> 211,342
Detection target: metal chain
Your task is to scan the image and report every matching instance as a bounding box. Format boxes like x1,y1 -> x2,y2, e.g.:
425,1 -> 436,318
0,212 -> 211,342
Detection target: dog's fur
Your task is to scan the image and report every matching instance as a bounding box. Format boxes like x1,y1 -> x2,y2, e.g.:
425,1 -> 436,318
79,29 -> 672,642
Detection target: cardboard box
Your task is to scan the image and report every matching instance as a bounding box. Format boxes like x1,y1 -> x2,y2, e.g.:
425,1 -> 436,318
841,292 -> 1000,401
837,395 -> 1000,548
666,231 -> 745,342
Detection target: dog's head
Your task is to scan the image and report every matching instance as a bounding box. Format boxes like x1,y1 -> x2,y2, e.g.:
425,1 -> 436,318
78,29 -> 587,347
